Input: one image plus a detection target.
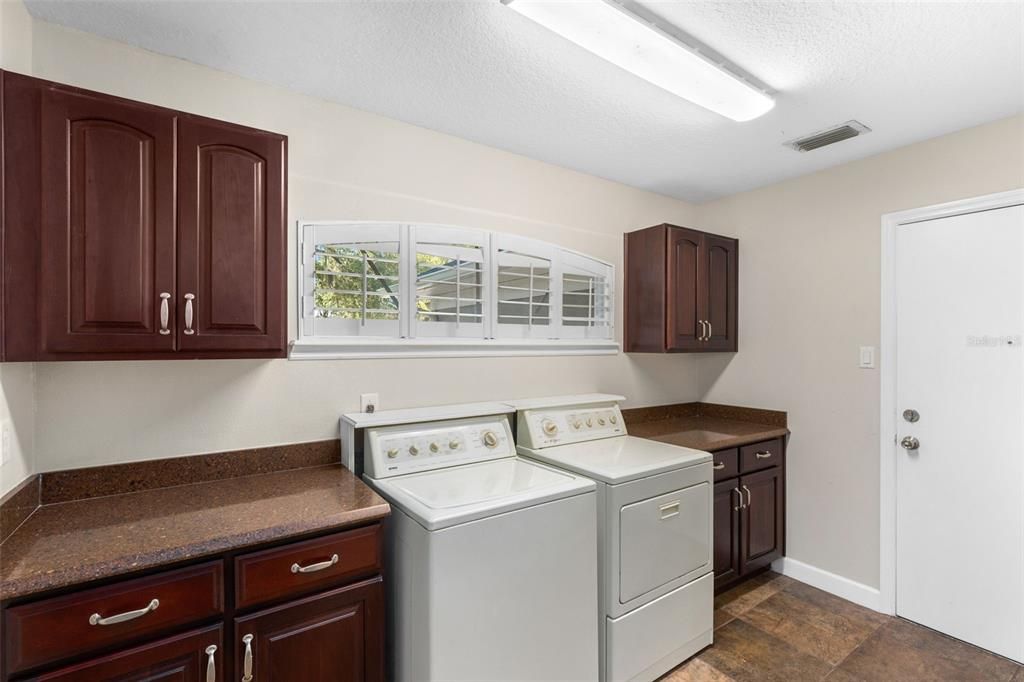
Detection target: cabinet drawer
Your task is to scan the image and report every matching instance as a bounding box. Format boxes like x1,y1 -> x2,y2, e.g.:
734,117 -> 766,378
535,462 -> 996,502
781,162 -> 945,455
235,524 -> 381,609
4,561 -> 224,675
33,624 -> 223,681
740,438 -> 783,473
710,449 -> 739,481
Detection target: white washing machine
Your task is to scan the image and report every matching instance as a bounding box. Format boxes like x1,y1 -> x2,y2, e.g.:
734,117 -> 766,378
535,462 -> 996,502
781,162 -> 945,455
510,394 -> 714,682
359,403 -> 598,682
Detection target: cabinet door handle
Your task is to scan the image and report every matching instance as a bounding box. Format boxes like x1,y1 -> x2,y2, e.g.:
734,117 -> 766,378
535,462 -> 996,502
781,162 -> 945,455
732,487 -> 743,511
712,462 -> 725,470
159,293 -> 171,335
291,554 -> 339,574
184,293 -> 196,335
755,451 -> 772,459
89,598 -> 159,626
742,485 -> 752,507
697,320 -> 707,341
241,634 -> 254,682
205,644 -> 217,682
707,321 -> 713,339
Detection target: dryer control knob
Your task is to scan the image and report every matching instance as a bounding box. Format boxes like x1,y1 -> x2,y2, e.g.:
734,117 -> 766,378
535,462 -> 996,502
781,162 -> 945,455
542,419 -> 559,436
429,442 -> 440,453
409,445 -> 419,456
482,431 -> 499,448
386,448 -> 399,459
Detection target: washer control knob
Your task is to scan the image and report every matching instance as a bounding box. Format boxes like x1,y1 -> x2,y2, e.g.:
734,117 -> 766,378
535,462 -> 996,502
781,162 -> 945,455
482,431 -> 499,448
429,442 -> 440,453
571,419 -> 582,430
586,417 -> 593,427
449,440 -> 460,450
610,414 -> 618,424
598,417 -> 606,426
409,445 -> 419,456
542,419 -> 559,436
386,448 -> 399,459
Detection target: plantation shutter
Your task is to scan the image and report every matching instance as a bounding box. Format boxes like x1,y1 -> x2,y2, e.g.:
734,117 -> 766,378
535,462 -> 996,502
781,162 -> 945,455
301,223 -> 403,337
558,251 -> 614,339
410,225 -> 489,339
491,234 -> 554,339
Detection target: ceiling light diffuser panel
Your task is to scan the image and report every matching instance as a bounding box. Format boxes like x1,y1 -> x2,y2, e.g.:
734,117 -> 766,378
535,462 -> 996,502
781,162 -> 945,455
503,0 -> 774,122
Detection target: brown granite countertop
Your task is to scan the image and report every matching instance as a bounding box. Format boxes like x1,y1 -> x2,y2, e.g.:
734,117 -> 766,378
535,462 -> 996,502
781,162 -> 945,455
0,465 -> 389,602
623,402 -> 789,452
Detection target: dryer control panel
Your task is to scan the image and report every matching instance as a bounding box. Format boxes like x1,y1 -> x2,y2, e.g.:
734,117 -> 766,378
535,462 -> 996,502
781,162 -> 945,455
517,402 -> 626,449
364,415 -> 515,479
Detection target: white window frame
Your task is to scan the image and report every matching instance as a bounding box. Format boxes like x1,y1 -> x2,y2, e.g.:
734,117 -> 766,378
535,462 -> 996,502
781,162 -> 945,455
291,221 -> 619,359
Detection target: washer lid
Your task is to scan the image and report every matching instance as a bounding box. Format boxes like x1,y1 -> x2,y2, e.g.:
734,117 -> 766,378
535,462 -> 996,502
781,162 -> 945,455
366,457 -> 594,531
518,435 -> 710,484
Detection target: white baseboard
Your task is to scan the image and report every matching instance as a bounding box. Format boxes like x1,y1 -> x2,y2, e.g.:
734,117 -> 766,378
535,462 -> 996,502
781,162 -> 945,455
772,557 -> 883,613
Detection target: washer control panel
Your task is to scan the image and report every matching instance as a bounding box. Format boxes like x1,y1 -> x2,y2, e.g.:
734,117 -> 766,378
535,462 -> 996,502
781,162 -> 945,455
364,415 -> 515,478
517,402 -> 626,449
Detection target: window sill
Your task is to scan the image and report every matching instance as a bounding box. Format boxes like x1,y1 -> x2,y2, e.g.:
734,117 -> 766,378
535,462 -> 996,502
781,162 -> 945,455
288,338 -> 620,360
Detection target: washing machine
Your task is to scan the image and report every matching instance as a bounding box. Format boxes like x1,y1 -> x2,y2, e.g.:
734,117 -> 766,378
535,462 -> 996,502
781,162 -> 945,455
359,403 -> 598,681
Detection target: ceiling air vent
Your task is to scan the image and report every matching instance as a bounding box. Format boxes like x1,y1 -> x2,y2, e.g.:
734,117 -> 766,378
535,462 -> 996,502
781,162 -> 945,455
785,121 -> 871,152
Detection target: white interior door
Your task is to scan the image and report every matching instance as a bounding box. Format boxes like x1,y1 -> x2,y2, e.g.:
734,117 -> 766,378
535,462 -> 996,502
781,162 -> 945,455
895,204 -> 1024,663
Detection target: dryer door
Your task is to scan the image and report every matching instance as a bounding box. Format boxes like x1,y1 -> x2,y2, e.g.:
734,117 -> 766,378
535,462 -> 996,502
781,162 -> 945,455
619,482 -> 711,603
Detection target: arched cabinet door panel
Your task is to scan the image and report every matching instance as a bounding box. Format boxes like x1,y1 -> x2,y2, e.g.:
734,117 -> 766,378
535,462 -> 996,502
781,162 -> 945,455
666,226 -> 704,351
40,87 -> 177,354
177,118 -> 286,353
702,234 -> 738,352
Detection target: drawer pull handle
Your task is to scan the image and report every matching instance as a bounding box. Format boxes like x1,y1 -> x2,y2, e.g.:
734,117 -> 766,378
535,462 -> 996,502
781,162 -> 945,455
712,462 -> 725,470
659,501 -> 680,519
205,644 -> 217,682
88,598 -> 159,626
755,451 -> 772,459
242,633 -> 254,682
291,553 -> 339,574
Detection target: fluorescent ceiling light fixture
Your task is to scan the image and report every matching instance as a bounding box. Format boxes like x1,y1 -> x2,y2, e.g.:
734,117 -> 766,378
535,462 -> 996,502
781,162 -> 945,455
503,0 -> 774,122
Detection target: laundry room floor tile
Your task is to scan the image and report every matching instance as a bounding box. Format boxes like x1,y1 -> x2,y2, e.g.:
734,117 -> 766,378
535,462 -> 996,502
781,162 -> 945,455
833,618 -> 1021,681
659,573 -> 1024,682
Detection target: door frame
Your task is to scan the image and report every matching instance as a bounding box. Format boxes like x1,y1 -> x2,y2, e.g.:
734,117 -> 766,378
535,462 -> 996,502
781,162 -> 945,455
879,187 -> 1024,615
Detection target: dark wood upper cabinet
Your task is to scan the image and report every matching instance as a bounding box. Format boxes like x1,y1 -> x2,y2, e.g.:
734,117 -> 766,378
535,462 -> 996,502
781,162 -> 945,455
624,223 -> 738,353
40,86 -> 178,355
177,117 -> 286,352
1,70 -> 287,361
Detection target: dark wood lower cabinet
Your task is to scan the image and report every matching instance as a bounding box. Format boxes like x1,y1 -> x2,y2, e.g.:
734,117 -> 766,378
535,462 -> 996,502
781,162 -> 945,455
33,625 -> 223,682
713,481 -> 742,590
1,524 -> 384,682
235,578 -> 385,682
712,437 -> 786,593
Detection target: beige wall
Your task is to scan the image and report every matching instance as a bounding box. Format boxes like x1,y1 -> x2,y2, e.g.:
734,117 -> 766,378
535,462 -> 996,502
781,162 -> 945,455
0,0 -> 36,497
26,20 -> 702,474
694,114 -> 1024,588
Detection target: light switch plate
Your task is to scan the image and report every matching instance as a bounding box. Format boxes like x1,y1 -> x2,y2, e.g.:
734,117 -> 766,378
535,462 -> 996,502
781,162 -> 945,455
0,424 -> 9,466
859,346 -> 876,369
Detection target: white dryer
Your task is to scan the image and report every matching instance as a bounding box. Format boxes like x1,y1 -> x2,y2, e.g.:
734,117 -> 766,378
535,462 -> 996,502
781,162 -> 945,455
511,394 -> 714,682
358,404 -> 598,682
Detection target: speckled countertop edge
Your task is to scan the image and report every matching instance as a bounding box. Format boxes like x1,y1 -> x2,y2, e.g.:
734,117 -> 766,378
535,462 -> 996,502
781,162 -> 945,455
0,465 -> 390,602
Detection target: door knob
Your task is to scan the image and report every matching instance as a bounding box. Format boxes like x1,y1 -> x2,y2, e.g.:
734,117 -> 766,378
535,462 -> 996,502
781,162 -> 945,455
900,436 -> 920,451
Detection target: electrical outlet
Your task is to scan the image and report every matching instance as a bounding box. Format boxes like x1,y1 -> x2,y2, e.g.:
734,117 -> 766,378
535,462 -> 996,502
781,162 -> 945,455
360,393 -> 380,413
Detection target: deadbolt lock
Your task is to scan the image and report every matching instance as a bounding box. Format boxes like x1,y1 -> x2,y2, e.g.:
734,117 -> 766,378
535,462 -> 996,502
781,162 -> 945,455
902,409 -> 920,423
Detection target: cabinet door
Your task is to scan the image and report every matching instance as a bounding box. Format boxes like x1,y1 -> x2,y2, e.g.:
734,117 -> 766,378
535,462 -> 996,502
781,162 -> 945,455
234,577 -> 384,682
713,480 -> 742,590
740,466 -> 783,574
701,234 -> 738,352
35,625 -> 222,682
40,86 -> 177,354
177,117 -> 286,353
666,226 -> 703,351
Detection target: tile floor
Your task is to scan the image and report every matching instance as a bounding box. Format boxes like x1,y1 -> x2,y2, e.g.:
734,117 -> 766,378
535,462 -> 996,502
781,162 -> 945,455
661,572 -> 1024,681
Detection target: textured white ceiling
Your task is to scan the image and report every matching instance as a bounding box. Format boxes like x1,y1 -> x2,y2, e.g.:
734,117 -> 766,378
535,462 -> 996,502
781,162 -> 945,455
24,0 -> 1024,203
